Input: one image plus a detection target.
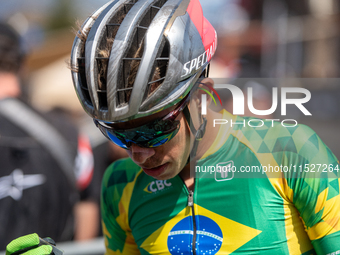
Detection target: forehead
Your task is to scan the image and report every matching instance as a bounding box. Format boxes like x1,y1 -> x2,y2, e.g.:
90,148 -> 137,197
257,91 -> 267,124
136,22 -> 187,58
109,104 -> 177,130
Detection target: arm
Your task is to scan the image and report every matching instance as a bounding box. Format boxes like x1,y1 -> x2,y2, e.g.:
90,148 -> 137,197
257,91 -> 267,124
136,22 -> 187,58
74,200 -> 100,240
73,133 -> 99,240
286,125 -> 340,254
101,163 -> 140,255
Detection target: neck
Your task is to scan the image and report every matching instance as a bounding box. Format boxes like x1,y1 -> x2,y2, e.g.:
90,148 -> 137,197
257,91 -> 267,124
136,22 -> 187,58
195,109 -> 223,159
180,109 -> 224,190
180,163 -> 195,190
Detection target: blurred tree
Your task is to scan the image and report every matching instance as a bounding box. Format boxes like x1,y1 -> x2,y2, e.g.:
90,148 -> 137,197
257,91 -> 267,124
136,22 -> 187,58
46,0 -> 74,31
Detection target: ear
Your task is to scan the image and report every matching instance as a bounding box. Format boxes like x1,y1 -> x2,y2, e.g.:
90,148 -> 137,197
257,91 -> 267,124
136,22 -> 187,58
201,77 -> 214,88
194,77 -> 215,106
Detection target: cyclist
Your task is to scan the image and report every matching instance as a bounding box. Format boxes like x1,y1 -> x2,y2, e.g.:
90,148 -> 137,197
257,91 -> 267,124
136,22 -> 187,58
6,0 -> 340,254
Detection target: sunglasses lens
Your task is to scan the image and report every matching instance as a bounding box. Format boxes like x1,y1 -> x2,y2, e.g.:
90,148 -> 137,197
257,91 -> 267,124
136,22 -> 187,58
151,138 -> 169,147
94,97 -> 186,149
96,123 -> 129,149
98,124 -> 179,149
106,131 -> 129,149
147,127 -> 180,148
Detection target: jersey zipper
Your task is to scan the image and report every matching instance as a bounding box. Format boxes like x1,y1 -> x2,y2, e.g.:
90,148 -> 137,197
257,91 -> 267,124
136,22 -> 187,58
187,190 -> 197,255
178,175 -> 197,255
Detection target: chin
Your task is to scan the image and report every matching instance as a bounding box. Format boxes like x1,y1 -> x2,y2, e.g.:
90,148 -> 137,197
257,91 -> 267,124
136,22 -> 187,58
157,166 -> 178,180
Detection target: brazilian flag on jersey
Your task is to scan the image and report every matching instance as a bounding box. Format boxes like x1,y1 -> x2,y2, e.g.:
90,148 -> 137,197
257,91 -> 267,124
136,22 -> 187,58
101,111 -> 340,255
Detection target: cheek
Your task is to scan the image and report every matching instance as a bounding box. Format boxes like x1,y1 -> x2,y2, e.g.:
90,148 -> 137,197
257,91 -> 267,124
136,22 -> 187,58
171,118 -> 191,159
126,149 -> 132,158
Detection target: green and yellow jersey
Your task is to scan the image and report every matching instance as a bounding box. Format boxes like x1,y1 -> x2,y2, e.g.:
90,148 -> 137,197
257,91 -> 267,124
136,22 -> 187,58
101,111 -> 340,255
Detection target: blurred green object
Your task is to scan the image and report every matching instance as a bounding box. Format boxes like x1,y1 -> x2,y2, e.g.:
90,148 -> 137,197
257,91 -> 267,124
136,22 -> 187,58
46,0 -> 73,31
6,233 -> 63,255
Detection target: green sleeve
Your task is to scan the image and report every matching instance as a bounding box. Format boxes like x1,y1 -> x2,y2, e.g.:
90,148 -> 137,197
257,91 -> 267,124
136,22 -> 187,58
285,125 -> 340,254
101,159 -> 141,255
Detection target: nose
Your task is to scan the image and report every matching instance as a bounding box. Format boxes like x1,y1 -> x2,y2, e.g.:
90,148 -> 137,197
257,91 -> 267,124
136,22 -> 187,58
129,144 -> 155,164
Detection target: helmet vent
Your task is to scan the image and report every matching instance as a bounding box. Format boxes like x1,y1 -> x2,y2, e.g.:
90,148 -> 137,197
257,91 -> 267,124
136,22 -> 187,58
75,24 -> 92,107
96,0 -> 138,110
77,57 -> 93,106
117,0 -> 167,107
143,36 -> 170,102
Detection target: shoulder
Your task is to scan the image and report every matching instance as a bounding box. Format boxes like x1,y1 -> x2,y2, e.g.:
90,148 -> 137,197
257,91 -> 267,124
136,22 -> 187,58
228,117 -> 334,168
101,157 -> 144,221
236,117 -> 319,155
264,122 -> 316,150
264,122 -> 327,161
102,157 -> 142,190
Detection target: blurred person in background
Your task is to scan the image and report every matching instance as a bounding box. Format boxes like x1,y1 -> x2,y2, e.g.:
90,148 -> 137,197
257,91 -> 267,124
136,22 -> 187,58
81,125 -> 128,238
200,0 -> 262,79
0,22 -> 97,249
201,0 -> 273,118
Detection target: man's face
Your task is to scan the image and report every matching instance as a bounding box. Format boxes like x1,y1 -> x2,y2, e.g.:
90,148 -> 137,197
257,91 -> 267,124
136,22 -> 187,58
111,107 -> 192,180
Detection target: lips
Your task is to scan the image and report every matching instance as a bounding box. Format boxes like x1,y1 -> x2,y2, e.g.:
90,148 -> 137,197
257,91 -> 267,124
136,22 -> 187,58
142,163 -> 169,178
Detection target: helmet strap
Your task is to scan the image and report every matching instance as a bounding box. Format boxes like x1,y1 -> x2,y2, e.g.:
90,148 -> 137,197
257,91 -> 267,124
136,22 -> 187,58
183,105 -> 207,166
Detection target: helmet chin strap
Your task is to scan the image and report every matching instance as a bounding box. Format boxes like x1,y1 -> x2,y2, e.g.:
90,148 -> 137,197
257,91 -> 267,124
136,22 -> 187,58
183,105 -> 207,166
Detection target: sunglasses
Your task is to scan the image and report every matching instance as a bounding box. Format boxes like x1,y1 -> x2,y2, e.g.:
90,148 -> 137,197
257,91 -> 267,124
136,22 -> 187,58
94,96 -> 190,149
